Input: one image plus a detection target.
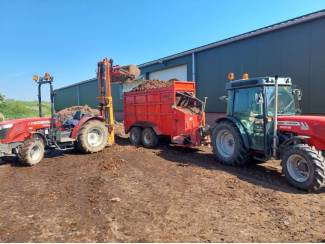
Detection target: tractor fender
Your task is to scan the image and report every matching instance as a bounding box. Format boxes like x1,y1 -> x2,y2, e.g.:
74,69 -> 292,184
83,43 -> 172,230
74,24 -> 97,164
71,116 -> 106,139
279,135 -> 310,154
215,116 -> 251,149
129,121 -> 161,135
30,132 -> 48,146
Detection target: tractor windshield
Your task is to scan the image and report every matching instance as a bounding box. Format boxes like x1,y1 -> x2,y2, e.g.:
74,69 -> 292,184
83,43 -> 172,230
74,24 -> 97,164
266,86 -> 297,115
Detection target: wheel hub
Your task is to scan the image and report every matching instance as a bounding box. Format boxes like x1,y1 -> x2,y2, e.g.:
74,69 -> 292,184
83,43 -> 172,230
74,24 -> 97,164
216,129 -> 235,158
143,132 -> 151,144
87,129 -> 104,147
30,145 -> 41,161
287,154 -> 311,183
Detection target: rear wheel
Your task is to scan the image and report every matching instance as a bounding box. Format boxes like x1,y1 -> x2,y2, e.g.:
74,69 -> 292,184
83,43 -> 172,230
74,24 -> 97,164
141,128 -> 159,148
282,144 -> 325,191
129,127 -> 142,146
76,120 -> 108,153
18,138 -> 45,166
212,121 -> 250,166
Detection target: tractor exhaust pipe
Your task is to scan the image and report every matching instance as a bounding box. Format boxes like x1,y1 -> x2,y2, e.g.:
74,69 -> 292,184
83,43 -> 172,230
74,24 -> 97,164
273,76 -> 279,158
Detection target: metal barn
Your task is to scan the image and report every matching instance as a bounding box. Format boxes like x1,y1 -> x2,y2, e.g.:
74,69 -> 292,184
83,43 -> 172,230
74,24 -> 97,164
54,10 -> 325,114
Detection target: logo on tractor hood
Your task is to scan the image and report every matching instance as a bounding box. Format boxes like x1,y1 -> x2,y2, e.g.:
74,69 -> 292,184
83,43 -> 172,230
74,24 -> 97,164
30,121 -> 51,125
278,121 -> 310,130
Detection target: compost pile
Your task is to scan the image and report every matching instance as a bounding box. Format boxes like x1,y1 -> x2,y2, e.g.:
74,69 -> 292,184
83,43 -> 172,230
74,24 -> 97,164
114,121 -> 127,137
57,105 -> 100,122
131,80 -> 172,92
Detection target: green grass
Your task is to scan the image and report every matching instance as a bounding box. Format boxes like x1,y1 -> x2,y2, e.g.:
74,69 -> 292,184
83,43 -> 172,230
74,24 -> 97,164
0,99 -> 51,120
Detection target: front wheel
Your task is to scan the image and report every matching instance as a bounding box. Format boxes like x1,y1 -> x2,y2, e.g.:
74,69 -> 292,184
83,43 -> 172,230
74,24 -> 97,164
18,138 -> 45,166
282,144 -> 325,191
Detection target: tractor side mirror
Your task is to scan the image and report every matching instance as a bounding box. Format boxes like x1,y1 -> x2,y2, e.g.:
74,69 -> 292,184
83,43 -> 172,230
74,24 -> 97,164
255,93 -> 264,104
219,95 -> 228,102
293,89 -> 302,114
293,89 -> 302,101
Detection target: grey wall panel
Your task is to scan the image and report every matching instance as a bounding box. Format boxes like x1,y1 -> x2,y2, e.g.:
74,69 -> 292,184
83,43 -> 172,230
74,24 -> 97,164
310,18 -> 325,113
176,18 -> 325,113
140,17 -> 325,113
54,86 -> 78,111
78,80 -> 98,108
112,83 -> 123,111
54,81 -> 123,112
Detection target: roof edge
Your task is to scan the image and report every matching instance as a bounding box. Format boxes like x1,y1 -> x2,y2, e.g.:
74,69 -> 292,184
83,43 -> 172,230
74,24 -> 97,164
54,78 -> 97,91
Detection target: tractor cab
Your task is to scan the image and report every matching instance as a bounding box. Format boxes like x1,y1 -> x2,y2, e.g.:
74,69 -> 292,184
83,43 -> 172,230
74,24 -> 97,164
225,76 -> 301,155
213,74 -> 325,191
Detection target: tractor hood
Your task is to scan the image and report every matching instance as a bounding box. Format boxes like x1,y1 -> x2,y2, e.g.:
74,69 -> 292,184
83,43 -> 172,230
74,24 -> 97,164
0,117 -> 51,127
278,115 -> 325,150
0,117 -> 51,144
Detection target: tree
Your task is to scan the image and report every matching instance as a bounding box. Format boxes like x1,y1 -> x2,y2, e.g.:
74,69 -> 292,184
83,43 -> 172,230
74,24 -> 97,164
0,93 -> 4,104
0,93 -> 4,121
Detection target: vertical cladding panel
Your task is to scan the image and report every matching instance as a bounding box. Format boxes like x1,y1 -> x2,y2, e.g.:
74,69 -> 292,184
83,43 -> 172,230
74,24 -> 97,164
111,83 -> 123,111
54,86 -> 78,111
280,22 -> 312,113
196,40 -> 259,112
54,79 -> 123,112
309,18 -> 325,113
195,18 -> 325,113
78,80 -> 98,108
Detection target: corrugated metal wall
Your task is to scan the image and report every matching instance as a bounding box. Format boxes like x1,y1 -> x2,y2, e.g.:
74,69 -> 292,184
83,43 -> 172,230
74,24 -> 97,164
54,78 -> 123,112
141,17 -> 325,114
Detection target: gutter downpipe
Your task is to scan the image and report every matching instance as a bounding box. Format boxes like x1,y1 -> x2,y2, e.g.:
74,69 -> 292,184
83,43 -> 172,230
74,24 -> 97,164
192,52 -> 196,82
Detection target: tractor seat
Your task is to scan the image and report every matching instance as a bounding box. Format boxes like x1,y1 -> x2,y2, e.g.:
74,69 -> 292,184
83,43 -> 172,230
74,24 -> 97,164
73,111 -> 82,120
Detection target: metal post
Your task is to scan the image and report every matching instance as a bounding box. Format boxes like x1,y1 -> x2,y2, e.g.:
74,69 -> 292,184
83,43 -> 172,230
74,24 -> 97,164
38,84 -> 42,117
273,76 -> 279,157
50,82 -> 55,130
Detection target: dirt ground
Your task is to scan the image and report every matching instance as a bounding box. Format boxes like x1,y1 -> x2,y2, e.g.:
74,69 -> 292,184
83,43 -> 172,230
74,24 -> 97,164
0,135 -> 325,242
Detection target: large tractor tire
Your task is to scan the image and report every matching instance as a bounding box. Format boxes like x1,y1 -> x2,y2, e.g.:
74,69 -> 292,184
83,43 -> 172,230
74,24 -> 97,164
129,127 -> 142,146
76,120 -> 108,153
18,138 -> 45,166
212,121 -> 250,166
141,128 -> 159,148
282,144 -> 325,191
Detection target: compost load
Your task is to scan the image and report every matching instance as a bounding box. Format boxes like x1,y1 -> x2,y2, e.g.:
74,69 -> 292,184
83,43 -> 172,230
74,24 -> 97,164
131,80 -> 172,92
57,105 -> 100,122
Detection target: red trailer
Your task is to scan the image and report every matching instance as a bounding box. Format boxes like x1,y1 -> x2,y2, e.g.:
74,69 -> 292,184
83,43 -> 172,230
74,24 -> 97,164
124,81 -> 209,148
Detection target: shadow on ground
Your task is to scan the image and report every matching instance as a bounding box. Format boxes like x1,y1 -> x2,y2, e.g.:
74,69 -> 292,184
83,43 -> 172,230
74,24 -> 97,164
116,136 -> 325,194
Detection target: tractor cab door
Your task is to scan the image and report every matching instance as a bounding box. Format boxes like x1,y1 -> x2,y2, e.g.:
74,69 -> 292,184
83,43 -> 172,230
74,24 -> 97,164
233,87 -> 265,151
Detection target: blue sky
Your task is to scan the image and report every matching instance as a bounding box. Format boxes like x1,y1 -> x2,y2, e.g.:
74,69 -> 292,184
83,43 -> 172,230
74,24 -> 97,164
0,0 -> 325,101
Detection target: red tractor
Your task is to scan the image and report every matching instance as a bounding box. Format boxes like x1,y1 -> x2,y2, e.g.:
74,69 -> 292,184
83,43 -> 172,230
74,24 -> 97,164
212,75 -> 325,191
0,58 -> 139,166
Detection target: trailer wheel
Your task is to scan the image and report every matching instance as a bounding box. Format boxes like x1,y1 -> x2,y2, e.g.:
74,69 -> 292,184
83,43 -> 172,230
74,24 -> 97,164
18,138 -> 45,166
212,121 -> 249,166
76,120 -> 108,153
282,144 -> 325,191
141,128 -> 159,148
129,127 -> 142,146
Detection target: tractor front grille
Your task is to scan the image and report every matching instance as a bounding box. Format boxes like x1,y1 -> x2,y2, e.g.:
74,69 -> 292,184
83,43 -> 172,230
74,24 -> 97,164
0,128 -> 9,140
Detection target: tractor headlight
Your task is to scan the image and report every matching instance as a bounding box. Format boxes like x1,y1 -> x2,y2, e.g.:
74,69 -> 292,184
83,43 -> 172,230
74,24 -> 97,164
0,123 -> 13,130
0,123 -> 12,140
